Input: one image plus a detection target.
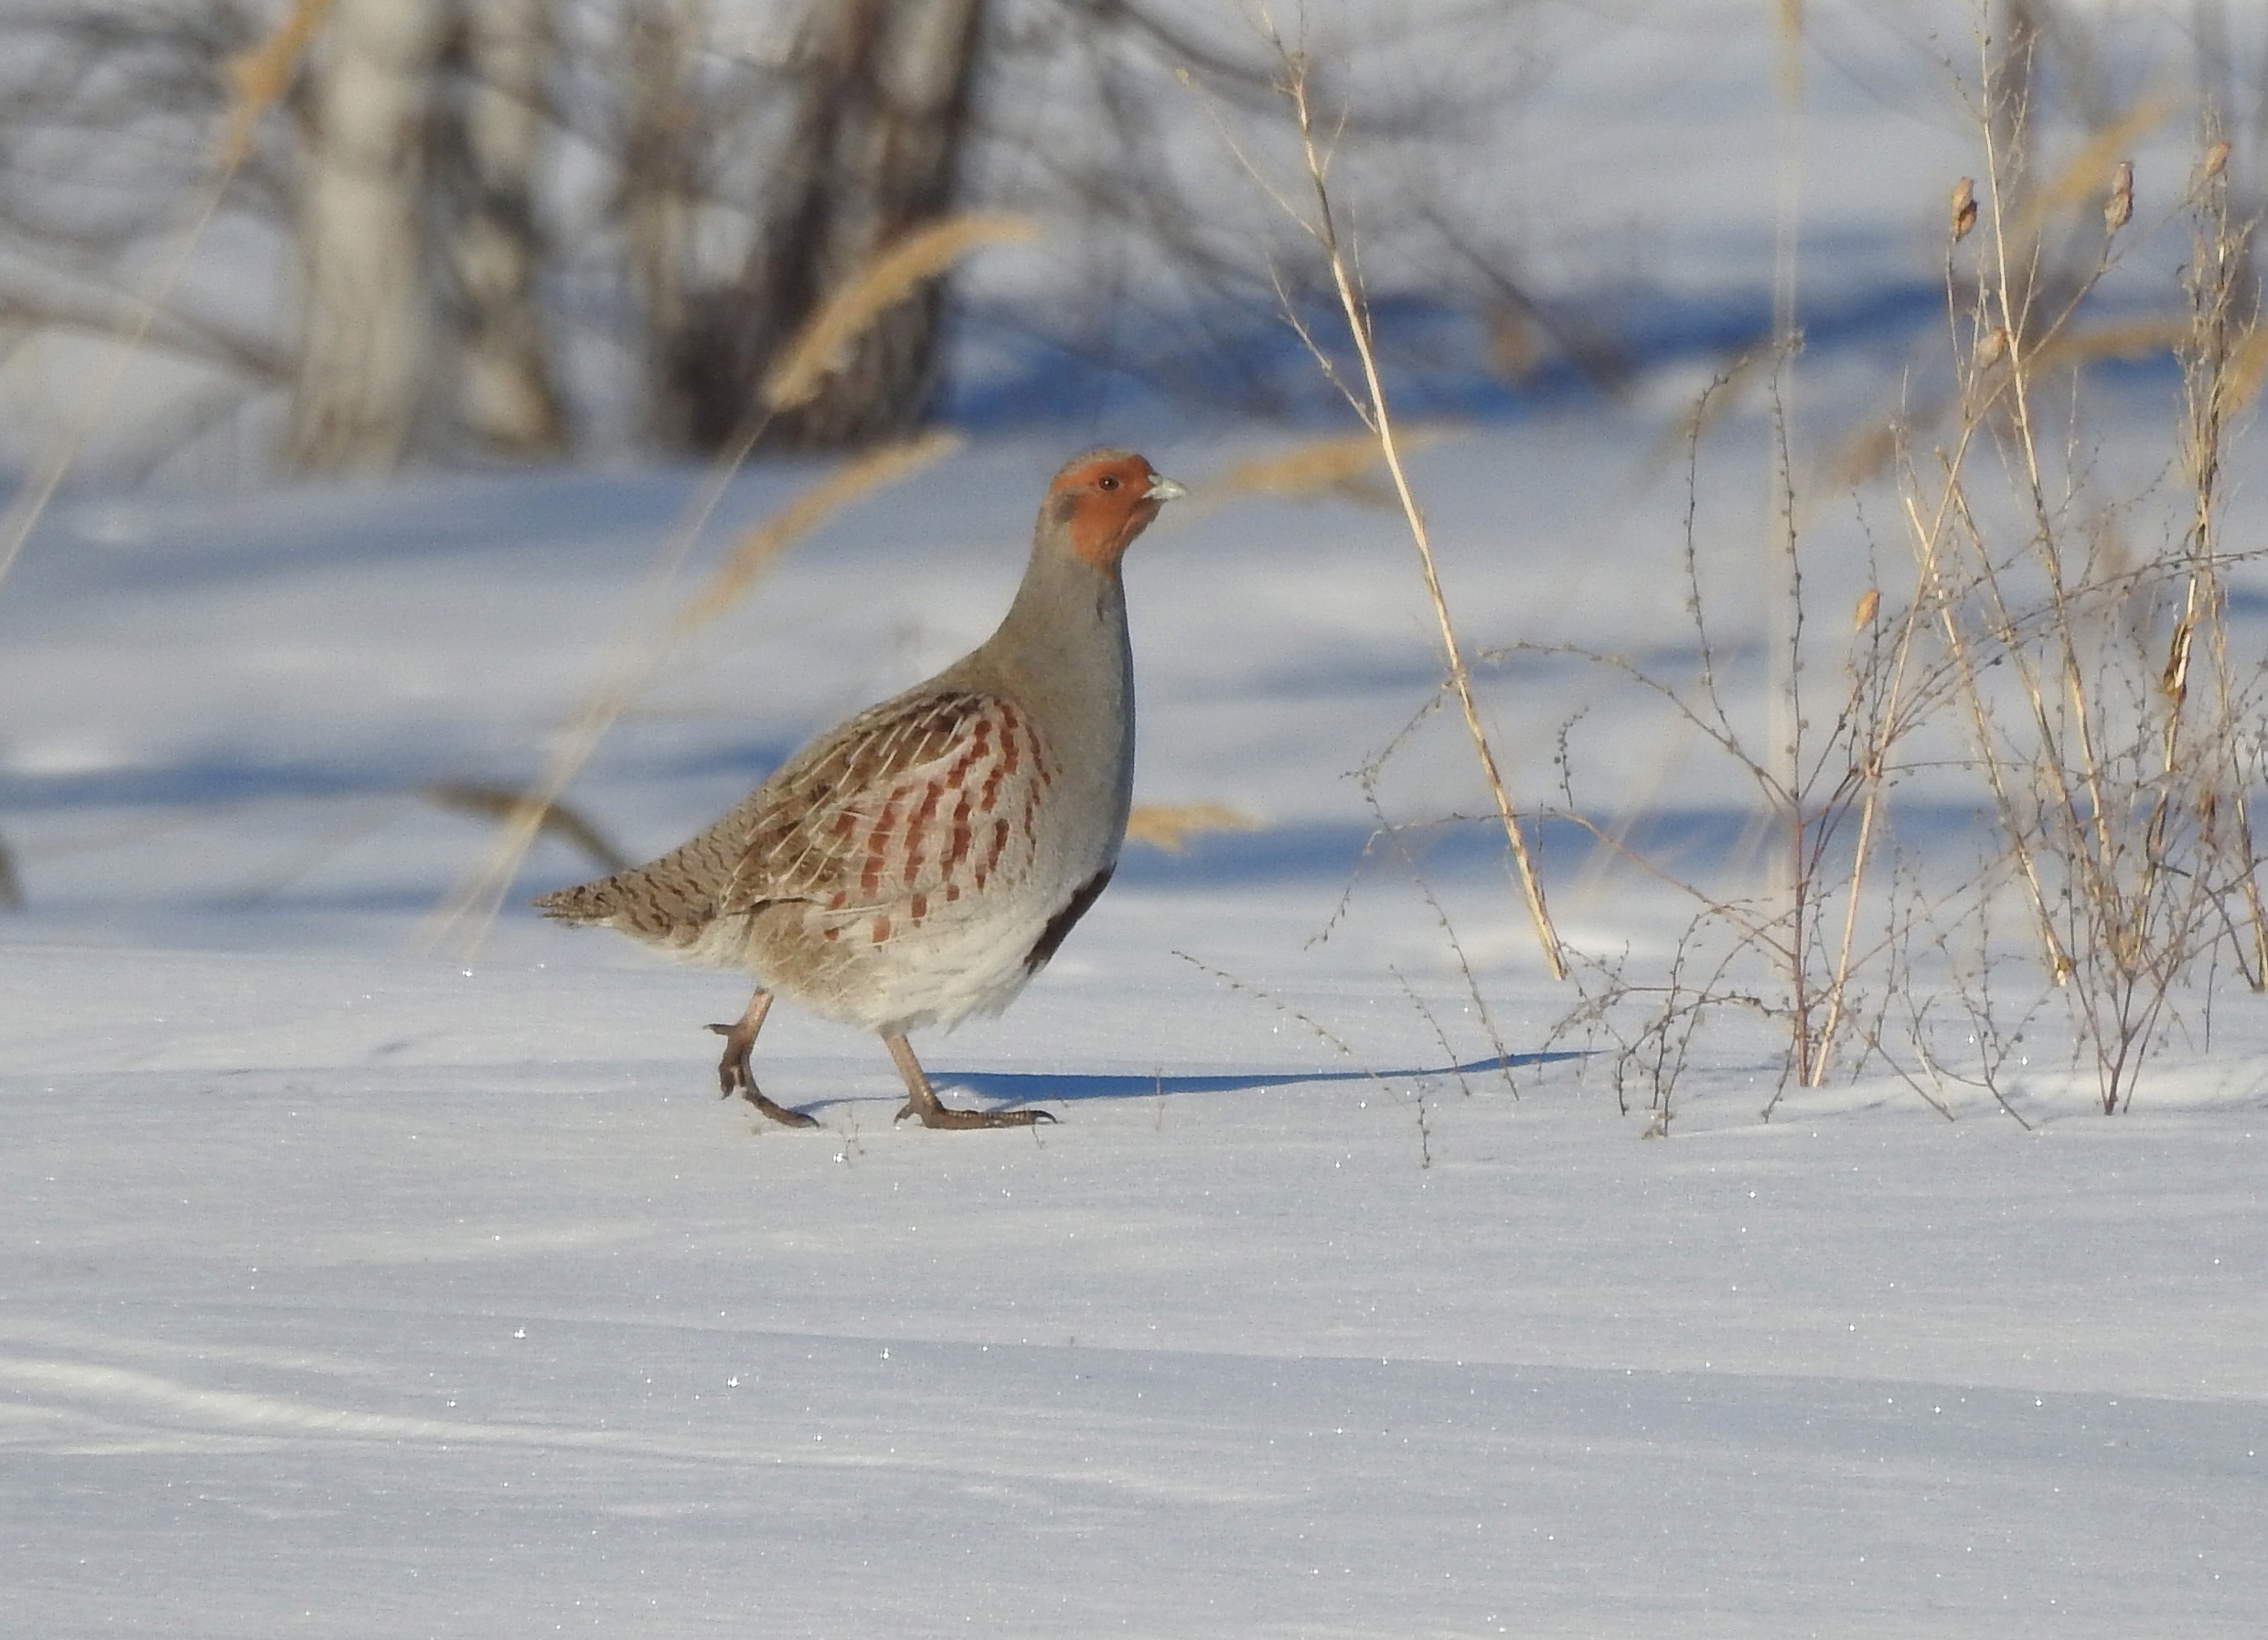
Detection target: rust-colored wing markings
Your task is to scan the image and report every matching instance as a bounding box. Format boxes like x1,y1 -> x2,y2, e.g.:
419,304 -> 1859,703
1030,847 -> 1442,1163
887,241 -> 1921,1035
726,689 -> 1056,946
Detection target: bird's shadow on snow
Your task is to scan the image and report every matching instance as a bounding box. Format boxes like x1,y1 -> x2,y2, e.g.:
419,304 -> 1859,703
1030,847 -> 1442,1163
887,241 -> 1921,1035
930,1052 -> 1583,1106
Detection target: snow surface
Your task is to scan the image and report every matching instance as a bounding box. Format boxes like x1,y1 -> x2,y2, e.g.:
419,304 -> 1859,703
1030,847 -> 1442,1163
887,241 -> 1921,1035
8,5 -> 2268,1635
8,422 -> 2266,1635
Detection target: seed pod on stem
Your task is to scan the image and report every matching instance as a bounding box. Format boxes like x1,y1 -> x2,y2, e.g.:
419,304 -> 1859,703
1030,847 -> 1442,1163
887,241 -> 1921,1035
2104,160 -> 2134,235
1950,177 -> 1978,242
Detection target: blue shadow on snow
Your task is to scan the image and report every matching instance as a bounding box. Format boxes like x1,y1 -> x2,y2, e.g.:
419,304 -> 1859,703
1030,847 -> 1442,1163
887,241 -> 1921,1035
930,1051 -> 1582,1107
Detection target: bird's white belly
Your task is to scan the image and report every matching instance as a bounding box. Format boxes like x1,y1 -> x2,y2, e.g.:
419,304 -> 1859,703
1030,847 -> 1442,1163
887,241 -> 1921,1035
828,907 -> 1054,1032
722,894 -> 1064,1034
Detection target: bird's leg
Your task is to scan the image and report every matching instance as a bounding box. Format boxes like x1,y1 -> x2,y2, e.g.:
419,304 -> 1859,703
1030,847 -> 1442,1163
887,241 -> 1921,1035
885,1033 -> 1055,1130
709,990 -> 770,1097
707,990 -> 818,1129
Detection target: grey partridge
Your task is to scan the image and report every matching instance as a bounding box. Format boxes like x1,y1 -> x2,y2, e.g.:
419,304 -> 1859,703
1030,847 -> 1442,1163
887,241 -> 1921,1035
536,448 -> 1187,1129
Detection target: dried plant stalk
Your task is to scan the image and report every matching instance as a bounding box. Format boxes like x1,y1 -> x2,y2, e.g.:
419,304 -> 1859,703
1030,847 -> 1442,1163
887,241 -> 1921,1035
676,429 -> 962,633
1276,48 -> 1565,979
1124,803 -> 1259,852
421,781 -> 629,874
2221,321 -> 2268,413
1912,56 -> 2266,1111
761,214 -> 1036,412
221,0 -> 337,166
1193,428 -> 1450,511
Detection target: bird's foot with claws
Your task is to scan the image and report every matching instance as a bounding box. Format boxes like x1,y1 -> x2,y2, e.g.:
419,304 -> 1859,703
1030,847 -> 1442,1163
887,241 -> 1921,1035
893,1098 -> 1056,1130
706,1022 -> 819,1128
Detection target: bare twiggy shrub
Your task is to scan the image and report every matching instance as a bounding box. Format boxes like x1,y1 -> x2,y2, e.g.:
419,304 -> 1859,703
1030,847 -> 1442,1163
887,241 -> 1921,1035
1174,950 -> 1400,1094
1518,354 -> 1964,1116
1175,950 -> 1435,1167
1545,920 -> 1758,1137
1911,93 -> 2268,1113
1342,777 -> 1520,1096
1899,888 -> 2042,1129
1529,16 -> 2268,1125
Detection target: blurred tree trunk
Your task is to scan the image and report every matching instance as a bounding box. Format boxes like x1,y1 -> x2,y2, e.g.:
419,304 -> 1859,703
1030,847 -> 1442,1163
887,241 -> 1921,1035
286,0 -> 446,473
672,0 -> 988,452
623,0 -> 709,449
433,0 -> 567,456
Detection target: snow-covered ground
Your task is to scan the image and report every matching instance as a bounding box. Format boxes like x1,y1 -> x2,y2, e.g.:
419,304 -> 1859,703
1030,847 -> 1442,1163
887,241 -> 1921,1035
8,5 -> 2268,1635
7,423 -> 2266,1636
8,945 -> 2267,1637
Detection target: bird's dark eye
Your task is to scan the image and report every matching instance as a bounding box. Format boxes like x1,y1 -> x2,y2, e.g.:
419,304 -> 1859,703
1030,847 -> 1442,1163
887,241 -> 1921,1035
1097,474 -> 1120,491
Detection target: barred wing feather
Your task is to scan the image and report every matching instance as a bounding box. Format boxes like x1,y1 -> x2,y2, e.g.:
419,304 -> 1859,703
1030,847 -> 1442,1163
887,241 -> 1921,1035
726,689 -> 1057,946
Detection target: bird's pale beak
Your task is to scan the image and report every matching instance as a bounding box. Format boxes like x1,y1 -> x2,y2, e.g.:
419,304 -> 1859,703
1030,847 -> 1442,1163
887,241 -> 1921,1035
1144,475 -> 1190,502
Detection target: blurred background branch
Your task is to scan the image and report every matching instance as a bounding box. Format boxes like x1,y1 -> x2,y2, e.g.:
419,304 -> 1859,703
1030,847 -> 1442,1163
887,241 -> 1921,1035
0,0 -> 1586,481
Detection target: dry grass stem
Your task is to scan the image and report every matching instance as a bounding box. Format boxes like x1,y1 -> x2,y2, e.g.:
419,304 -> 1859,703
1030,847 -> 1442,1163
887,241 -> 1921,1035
760,214 -> 1036,413
1273,44 -> 1566,980
1191,428 -> 1451,513
220,0 -> 336,167
421,781 -> 630,874
676,429 -> 962,634
1124,803 -> 1260,852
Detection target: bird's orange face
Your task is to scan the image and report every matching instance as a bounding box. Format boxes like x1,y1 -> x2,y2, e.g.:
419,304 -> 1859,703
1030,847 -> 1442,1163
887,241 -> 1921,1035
1047,451 -> 1187,569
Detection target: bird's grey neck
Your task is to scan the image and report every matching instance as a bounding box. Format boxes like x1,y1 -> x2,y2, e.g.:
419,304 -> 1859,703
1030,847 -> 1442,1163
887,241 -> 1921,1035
986,550 -> 1129,693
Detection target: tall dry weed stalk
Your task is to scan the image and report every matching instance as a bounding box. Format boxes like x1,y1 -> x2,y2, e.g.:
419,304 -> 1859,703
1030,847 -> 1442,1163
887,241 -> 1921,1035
1236,35 -> 1564,980
759,214 -> 1035,413
219,0 -> 336,168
